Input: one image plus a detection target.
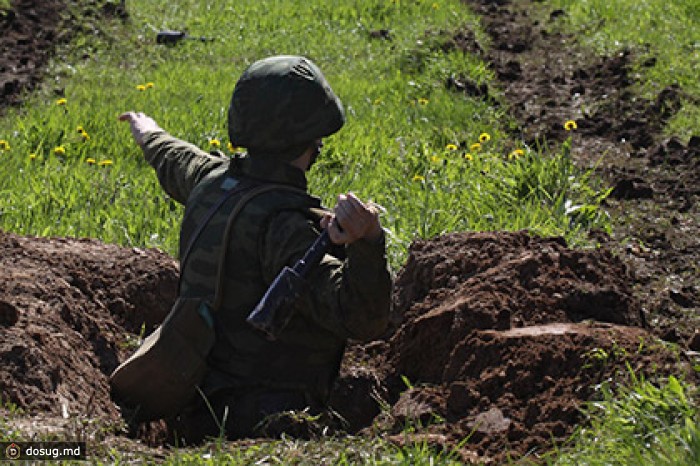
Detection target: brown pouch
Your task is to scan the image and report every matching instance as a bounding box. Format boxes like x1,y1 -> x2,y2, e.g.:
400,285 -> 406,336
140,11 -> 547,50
109,296 -> 215,421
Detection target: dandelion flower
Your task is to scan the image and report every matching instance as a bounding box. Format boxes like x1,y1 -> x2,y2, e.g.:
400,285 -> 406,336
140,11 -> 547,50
418,97 -> 429,105
470,142 -> 481,152
136,84 -> 146,91
76,126 -> 84,133
445,143 -> 458,151
464,153 -> 474,161
209,139 -> 221,148
509,149 -> 524,160
54,146 -> 66,155
412,174 -> 425,182
564,120 -> 577,131
55,98 -> 67,106
29,153 -> 37,160
0,140 -> 10,151
99,159 -> 114,167
86,158 -> 96,165
479,133 -> 491,143
430,155 -> 441,164
145,82 -> 154,89
81,131 -> 90,141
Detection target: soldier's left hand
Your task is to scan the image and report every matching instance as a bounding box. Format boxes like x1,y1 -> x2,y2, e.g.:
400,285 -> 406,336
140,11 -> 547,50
321,193 -> 383,245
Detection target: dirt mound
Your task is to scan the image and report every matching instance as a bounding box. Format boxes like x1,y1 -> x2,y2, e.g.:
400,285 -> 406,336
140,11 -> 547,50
331,231 -> 686,462
1,228 -> 687,462
0,230 -> 177,420
388,231 -> 643,382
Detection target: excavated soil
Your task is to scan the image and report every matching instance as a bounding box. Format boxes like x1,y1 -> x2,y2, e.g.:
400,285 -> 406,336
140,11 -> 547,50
330,231 -> 690,463
0,232 -> 177,418
0,0 -> 127,113
1,0 -> 698,463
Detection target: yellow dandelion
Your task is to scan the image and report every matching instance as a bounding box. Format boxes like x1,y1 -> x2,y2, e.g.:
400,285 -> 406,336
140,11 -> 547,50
85,158 -> 96,165
81,131 -> 90,141
412,174 -> 425,182
430,155 -> 441,164
76,126 -> 84,133
145,82 -> 155,89
136,84 -> 146,91
470,142 -> 481,152
55,98 -> 67,106
209,139 -> 221,148
29,153 -> 37,160
417,97 -> 429,105
54,146 -> 66,155
0,140 -> 10,151
227,142 -> 235,152
445,143 -> 458,151
564,120 -> 577,131
464,153 -> 474,161
509,149 -> 525,160
479,132 -> 491,143
98,160 -> 114,167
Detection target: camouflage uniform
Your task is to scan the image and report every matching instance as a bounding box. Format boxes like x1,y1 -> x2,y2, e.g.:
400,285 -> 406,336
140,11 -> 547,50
140,130 -> 391,442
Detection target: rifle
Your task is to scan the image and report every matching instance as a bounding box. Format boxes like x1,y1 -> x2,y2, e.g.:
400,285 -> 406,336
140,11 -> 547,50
246,229 -> 331,340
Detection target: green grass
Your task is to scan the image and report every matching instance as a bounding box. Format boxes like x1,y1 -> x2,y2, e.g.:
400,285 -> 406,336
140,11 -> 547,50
0,0 -> 609,269
550,373 -> 700,466
551,0 -> 700,142
0,0 -> 698,464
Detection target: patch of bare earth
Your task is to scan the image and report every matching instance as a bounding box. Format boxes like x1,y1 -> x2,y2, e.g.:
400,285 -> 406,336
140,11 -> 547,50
0,0 -> 127,114
0,0 -> 697,464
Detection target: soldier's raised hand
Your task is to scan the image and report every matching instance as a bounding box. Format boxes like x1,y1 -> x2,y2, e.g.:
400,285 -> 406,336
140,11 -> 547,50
321,193 -> 383,245
118,112 -> 162,147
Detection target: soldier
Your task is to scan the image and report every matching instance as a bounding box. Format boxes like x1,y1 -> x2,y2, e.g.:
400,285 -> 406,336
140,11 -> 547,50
119,55 -> 391,443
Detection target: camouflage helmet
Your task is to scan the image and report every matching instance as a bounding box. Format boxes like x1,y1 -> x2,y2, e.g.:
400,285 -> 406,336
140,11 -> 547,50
228,55 -> 345,161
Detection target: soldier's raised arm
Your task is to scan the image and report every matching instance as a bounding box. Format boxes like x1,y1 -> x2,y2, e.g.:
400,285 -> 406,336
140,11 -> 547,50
119,112 -> 226,204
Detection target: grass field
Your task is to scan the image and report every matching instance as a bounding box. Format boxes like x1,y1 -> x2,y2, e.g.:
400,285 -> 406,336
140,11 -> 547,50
0,0 -> 698,463
0,0 -> 611,270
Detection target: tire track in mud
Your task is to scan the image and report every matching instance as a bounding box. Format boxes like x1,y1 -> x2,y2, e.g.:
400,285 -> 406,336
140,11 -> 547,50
458,0 -> 699,347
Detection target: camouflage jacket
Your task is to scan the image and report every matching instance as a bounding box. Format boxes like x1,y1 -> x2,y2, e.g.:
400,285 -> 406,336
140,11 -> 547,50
141,130 -> 391,402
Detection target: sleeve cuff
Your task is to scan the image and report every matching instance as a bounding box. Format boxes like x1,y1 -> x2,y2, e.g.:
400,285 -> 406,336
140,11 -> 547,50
346,229 -> 388,268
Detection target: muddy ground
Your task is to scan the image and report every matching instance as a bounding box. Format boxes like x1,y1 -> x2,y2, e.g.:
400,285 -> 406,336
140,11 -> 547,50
1,0 -> 698,463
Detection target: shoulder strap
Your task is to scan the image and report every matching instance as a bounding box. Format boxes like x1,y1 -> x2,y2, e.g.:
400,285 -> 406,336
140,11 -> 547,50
179,181 -> 247,272
209,183 -> 308,311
